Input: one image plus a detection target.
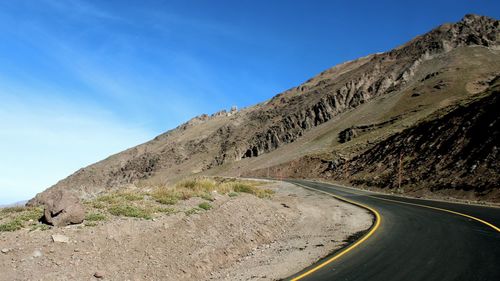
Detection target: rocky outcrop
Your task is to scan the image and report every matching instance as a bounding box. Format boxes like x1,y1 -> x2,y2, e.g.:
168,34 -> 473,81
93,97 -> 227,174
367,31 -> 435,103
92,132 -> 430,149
41,190 -> 85,226
338,116 -> 402,143
108,153 -> 160,184
327,78 -> 500,201
238,15 -> 499,160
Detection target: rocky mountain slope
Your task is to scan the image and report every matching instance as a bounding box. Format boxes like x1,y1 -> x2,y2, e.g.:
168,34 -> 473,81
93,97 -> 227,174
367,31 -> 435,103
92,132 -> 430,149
249,78 -> 499,202
341,79 -> 500,201
29,14 -> 499,205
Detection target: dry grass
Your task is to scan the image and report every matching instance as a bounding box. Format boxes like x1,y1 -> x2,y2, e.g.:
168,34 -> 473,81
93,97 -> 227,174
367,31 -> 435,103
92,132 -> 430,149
0,178 -> 273,232
152,177 -> 273,205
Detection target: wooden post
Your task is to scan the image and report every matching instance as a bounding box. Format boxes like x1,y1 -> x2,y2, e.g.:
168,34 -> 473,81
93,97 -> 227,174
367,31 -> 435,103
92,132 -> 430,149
398,153 -> 403,191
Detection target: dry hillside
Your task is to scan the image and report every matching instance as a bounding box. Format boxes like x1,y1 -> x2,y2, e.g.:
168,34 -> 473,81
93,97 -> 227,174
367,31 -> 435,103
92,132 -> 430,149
29,14 -> 499,205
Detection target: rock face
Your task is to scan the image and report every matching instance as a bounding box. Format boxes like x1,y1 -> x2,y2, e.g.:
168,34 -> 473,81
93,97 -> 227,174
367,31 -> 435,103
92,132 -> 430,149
28,14 -> 500,203
41,190 -> 85,226
338,116 -> 401,143
248,78 -> 500,202
332,79 -> 500,200
230,14 -> 500,160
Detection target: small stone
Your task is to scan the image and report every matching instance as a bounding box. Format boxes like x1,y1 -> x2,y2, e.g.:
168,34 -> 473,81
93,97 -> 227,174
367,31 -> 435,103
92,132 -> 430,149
32,250 -> 43,258
52,234 -> 70,243
94,271 -> 105,279
1,248 -> 9,254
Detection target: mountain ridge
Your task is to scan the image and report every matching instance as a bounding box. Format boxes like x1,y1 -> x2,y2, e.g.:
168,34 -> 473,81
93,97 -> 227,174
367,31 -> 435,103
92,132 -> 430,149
29,14 -> 500,205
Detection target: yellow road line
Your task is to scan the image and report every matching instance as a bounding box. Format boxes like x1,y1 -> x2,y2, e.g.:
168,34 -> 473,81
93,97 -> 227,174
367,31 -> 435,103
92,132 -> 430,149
290,183 -> 382,281
289,181 -> 500,280
368,195 -> 500,233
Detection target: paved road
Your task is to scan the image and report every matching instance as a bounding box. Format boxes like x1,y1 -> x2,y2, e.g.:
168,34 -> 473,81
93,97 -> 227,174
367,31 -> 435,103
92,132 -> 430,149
285,179 -> 500,281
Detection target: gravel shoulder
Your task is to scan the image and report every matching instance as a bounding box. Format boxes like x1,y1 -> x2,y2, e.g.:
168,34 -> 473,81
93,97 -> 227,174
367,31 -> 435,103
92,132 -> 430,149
0,181 -> 372,281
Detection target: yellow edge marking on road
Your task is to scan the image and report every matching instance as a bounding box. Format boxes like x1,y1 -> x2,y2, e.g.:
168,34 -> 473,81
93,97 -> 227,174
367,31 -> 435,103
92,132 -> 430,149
290,181 -> 500,280
368,195 -> 500,233
290,183 -> 382,281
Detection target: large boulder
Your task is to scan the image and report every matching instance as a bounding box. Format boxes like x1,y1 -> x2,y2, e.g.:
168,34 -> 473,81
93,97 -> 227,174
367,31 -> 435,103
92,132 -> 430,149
42,190 -> 85,226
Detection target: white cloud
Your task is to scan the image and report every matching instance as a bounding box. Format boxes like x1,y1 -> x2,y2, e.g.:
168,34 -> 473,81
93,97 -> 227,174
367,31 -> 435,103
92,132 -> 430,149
0,88 -> 152,205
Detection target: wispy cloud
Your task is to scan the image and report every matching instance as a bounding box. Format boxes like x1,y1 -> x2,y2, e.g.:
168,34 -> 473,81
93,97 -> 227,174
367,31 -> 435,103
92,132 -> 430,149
0,0 -> 287,204
0,83 -> 152,204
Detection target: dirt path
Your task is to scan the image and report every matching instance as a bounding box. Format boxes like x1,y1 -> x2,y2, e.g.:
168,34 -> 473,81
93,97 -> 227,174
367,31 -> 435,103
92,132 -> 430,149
0,182 -> 372,281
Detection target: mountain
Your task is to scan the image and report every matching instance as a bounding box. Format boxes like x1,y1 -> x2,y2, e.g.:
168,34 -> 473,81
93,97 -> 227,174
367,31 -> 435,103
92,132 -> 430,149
29,14 -> 500,205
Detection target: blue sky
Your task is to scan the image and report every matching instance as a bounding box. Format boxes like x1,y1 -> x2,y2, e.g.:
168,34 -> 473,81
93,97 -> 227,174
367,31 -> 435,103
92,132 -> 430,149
0,0 -> 498,204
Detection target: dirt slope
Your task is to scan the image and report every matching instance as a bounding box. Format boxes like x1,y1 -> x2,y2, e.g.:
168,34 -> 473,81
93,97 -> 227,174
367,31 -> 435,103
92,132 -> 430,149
2,182 -> 371,281
29,14 -> 499,205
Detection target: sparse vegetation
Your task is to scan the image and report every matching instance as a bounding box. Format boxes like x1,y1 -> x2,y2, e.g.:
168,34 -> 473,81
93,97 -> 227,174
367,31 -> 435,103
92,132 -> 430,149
0,207 -> 43,232
0,219 -> 23,232
16,208 -> 43,221
223,181 -> 274,198
85,213 -> 107,221
155,207 -> 176,214
108,205 -> 152,219
7,177 -> 273,231
152,187 -> 179,205
198,202 -> 212,210
185,208 -> 200,216
0,206 -> 26,214
152,177 -> 272,204
30,223 -> 50,231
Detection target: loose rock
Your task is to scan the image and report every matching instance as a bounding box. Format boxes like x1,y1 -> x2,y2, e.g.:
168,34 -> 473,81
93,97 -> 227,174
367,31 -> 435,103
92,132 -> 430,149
41,190 -> 85,227
32,250 -> 43,258
52,234 -> 70,243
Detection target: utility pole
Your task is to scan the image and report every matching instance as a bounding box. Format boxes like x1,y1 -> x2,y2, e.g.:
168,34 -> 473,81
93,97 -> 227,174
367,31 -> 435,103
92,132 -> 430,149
344,160 -> 348,180
398,153 -> 403,191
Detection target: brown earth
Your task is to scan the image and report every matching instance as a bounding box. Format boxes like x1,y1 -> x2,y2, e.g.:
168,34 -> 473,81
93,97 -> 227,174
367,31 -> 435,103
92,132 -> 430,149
28,14 -> 500,206
247,79 -> 500,202
1,182 -> 371,281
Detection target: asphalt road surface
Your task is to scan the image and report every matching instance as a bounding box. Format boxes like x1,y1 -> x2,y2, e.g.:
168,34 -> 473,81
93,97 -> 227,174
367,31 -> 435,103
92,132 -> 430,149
285,179 -> 500,281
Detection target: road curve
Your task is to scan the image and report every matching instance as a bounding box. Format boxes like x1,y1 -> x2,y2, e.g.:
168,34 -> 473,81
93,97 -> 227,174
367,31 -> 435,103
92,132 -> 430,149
285,179 -> 500,281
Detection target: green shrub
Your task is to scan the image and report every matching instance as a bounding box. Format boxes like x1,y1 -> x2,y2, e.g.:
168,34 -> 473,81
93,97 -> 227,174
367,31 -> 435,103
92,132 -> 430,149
108,205 -> 151,219
232,183 -> 253,193
228,192 -> 239,197
16,208 -> 43,221
198,202 -> 212,210
85,213 -> 107,221
30,224 -> 50,231
0,219 -> 23,232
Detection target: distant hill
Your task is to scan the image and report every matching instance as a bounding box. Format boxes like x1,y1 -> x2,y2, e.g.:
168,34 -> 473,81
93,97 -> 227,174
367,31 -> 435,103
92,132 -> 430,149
29,14 -> 500,205
1,200 -> 28,208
